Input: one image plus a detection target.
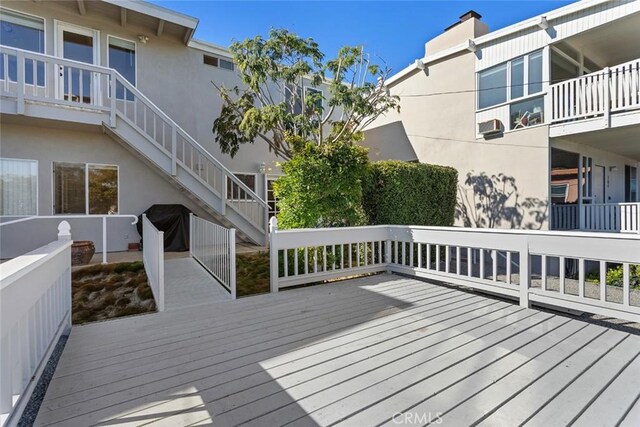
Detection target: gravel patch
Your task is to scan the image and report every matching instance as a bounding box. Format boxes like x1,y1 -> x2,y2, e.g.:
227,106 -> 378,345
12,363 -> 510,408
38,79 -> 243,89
17,334 -> 68,427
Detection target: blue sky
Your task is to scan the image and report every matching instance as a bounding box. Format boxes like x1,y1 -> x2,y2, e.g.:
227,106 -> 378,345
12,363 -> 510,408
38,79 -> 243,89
150,1 -> 573,74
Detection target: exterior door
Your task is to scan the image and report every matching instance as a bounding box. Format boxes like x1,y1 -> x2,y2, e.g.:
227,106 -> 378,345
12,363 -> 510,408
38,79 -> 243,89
593,165 -> 606,204
55,23 -> 99,103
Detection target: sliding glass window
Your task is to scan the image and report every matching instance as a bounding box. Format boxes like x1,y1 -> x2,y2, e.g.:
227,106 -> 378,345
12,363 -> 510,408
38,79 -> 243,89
54,162 -> 118,214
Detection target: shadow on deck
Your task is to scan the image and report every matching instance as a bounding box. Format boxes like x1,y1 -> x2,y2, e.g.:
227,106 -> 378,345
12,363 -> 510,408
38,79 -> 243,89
33,274 -> 640,426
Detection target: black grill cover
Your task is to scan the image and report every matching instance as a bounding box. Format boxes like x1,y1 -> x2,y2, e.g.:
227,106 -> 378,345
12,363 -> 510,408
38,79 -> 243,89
137,204 -> 192,252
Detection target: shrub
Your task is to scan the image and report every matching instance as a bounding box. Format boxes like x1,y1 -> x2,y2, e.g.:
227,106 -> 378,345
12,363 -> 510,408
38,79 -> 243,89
363,160 -> 458,226
274,137 -> 370,229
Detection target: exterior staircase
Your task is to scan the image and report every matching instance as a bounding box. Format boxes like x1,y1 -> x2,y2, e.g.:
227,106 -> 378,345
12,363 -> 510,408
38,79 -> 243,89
0,46 -> 268,245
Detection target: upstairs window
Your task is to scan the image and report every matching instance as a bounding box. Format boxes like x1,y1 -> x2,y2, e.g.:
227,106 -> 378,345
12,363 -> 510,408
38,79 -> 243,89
477,50 -> 543,110
0,8 -> 45,86
227,174 -> 256,200
108,37 -> 136,99
204,54 -> 234,71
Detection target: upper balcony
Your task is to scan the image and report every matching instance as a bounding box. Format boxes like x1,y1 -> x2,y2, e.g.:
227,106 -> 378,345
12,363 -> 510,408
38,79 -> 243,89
549,58 -> 640,137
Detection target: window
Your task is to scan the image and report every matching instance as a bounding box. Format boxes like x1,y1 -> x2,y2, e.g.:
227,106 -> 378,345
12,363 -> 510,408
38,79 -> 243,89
203,54 -> 234,71
0,158 -> 37,216
227,173 -> 256,200
626,165 -> 638,202
267,177 -> 279,219
285,84 -> 303,115
53,162 -> 118,214
510,97 -> 544,130
108,37 -> 135,100
0,8 -> 45,86
305,87 -> 323,111
219,58 -> 234,71
528,51 -> 543,94
477,50 -> 544,110
478,64 -> 507,109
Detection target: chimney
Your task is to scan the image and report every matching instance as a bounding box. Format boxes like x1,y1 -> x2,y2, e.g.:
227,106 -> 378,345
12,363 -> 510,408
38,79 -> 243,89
425,10 -> 489,56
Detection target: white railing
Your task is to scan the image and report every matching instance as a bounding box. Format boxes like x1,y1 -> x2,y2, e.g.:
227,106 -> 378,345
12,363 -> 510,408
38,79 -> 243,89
190,214 -> 236,299
142,215 -> 165,312
550,204 -> 579,230
551,203 -> 640,233
0,222 -> 72,427
0,45 -> 268,241
0,215 -> 138,261
269,218 -> 640,323
550,58 -> 640,123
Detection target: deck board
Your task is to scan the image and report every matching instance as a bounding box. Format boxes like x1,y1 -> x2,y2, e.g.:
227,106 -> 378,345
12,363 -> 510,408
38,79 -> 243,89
33,274 -> 640,426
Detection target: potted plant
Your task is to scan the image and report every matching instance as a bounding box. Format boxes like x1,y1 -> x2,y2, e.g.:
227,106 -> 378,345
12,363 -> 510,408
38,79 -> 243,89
71,240 -> 95,266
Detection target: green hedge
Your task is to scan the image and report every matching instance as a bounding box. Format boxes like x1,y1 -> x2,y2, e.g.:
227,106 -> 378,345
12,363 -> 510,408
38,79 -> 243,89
363,160 -> 458,226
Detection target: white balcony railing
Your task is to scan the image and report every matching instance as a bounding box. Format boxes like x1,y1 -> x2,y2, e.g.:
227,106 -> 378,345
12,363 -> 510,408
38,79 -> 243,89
551,202 -> 640,233
550,58 -> 640,124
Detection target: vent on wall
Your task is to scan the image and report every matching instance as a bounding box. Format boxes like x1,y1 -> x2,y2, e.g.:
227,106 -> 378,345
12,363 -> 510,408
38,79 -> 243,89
478,119 -> 502,135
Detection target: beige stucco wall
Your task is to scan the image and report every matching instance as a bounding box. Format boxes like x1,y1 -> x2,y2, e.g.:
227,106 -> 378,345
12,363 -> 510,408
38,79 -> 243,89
0,121 -> 223,257
364,50 -> 551,230
1,0 -> 285,180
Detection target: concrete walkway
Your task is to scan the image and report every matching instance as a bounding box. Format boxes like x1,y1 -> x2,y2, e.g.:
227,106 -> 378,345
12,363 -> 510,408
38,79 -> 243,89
163,257 -> 231,311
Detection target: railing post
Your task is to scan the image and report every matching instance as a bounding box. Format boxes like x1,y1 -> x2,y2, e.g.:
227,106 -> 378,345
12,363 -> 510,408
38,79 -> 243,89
269,217 -> 279,293
519,238 -> 530,308
102,216 -> 108,264
16,50 -> 25,115
57,221 -> 72,241
109,70 -> 116,127
229,228 -> 236,300
385,230 -> 392,273
221,173 -> 227,215
171,126 -> 177,176
189,213 -> 194,257
603,67 -> 610,128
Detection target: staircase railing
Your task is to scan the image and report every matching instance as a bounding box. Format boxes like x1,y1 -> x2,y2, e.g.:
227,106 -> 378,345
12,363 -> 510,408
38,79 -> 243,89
0,45 -> 268,236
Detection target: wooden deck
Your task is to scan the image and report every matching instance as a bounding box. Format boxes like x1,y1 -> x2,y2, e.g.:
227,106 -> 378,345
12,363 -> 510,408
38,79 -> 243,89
34,274 -> 640,426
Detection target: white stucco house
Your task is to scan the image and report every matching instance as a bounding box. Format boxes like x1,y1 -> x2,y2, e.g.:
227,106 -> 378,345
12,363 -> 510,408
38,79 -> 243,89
0,0 -> 333,257
364,0 -> 640,233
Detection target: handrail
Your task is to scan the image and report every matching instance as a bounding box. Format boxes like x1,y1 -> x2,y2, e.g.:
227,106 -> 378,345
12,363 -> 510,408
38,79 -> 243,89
0,45 -> 113,75
114,74 -> 268,210
549,57 -> 640,91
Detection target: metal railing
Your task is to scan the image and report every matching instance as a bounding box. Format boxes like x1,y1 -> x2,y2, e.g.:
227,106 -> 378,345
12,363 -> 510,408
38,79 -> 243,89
269,218 -> 640,323
0,221 -> 72,426
142,215 -> 165,311
190,214 -> 236,299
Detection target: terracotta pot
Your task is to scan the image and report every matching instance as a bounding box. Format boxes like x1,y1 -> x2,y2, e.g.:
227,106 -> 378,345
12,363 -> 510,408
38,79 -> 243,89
71,241 -> 95,266
128,243 -> 141,252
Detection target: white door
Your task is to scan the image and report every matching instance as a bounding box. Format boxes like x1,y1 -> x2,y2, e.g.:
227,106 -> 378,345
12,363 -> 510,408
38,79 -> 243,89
593,165 -> 606,203
55,23 -> 99,104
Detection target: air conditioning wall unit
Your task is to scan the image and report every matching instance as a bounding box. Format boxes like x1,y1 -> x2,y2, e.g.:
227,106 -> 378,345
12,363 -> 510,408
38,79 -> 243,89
478,119 -> 502,135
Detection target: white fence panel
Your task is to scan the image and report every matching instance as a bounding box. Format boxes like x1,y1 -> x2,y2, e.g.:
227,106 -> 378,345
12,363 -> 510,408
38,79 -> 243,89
190,214 -> 236,299
142,215 -> 165,311
0,222 -> 72,427
269,219 -> 640,323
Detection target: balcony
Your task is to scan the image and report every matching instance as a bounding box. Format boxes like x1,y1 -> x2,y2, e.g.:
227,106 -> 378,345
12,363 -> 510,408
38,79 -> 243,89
551,202 -> 640,233
549,58 -> 640,137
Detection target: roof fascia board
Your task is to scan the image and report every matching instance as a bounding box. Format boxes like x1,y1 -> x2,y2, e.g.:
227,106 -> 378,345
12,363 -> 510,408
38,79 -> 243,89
102,0 -> 198,30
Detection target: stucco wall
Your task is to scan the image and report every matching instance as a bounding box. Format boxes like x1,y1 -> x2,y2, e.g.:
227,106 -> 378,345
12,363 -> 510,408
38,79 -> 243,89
0,122 -> 223,258
0,0 -> 287,179
364,50 -> 551,230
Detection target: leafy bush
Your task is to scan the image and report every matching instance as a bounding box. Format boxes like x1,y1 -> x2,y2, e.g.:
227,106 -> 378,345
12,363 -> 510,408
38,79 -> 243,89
363,160 -> 458,226
274,137 -> 370,229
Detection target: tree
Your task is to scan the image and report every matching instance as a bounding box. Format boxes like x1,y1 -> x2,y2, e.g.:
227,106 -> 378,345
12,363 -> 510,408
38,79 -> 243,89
212,29 -> 400,159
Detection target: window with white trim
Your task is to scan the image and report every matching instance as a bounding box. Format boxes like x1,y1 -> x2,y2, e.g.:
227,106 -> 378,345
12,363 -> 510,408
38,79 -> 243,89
53,162 -> 118,214
203,54 -> 234,71
0,158 -> 37,216
0,8 -> 45,86
477,50 -> 544,110
108,36 -> 136,100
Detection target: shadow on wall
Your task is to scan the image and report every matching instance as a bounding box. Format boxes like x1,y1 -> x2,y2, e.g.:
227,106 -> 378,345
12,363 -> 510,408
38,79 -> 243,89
363,121 -> 418,162
456,171 -> 547,230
